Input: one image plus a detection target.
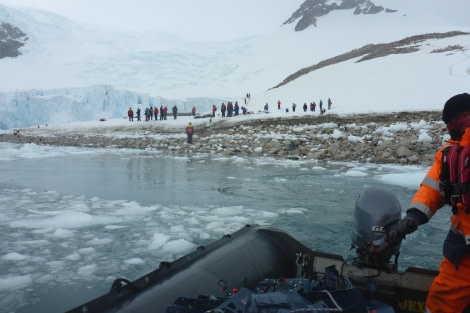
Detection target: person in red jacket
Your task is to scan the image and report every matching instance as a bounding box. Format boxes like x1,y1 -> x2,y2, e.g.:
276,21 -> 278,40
373,93 -> 470,313
212,104 -> 217,117
127,107 -> 133,121
154,107 -> 159,121
185,122 -> 194,144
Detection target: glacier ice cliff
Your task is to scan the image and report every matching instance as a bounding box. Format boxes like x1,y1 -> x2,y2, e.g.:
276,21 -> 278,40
0,85 -> 222,130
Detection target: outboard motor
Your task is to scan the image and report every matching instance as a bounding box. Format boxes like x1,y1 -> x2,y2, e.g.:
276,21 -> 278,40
351,186 -> 402,271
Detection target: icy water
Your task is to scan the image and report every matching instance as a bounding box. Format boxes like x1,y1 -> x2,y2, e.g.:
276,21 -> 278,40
0,143 -> 450,313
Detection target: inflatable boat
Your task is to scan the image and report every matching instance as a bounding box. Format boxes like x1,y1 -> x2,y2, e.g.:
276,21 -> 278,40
65,187 -> 438,313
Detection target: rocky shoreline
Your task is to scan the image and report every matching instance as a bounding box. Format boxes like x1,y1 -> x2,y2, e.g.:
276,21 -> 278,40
0,111 -> 445,166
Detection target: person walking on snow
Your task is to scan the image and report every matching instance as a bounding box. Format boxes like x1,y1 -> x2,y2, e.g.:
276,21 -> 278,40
128,107 -> 133,121
185,122 -> 194,144
154,107 -> 159,121
372,93 -> 470,313
144,107 -> 150,121
212,104 -> 217,117
221,103 -> 226,118
153,106 -> 162,120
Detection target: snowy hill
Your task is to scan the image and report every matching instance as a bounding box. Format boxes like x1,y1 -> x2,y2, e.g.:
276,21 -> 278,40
0,0 -> 469,130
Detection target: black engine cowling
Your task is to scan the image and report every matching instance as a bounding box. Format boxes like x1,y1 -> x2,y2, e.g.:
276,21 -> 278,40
351,186 -> 402,271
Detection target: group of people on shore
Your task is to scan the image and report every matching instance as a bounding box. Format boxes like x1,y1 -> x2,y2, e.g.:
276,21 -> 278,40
212,101 -> 250,118
128,96 -> 333,124
276,98 -> 332,115
210,96 -> 333,118
128,105 -> 187,122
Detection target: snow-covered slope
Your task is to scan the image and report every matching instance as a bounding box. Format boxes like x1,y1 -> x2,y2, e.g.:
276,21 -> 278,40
0,0 -> 469,130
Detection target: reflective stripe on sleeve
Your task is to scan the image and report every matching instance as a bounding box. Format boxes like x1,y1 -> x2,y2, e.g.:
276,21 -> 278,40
421,176 -> 440,191
410,201 -> 434,220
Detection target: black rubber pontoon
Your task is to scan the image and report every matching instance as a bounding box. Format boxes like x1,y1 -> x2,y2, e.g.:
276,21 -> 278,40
65,225 -> 313,313
65,224 -> 438,313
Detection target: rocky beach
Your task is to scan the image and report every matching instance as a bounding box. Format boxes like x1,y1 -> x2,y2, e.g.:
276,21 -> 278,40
0,111 -> 444,166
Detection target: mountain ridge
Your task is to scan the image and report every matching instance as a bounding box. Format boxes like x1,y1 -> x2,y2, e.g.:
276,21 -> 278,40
271,31 -> 470,90
284,0 -> 397,31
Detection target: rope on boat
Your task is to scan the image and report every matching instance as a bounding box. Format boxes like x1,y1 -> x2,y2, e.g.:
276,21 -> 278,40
288,290 -> 343,312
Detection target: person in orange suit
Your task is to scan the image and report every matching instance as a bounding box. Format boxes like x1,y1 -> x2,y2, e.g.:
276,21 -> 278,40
373,93 -> 470,313
185,122 -> 194,144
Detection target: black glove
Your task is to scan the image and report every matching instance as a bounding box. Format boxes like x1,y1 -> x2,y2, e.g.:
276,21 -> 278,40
370,215 -> 421,253
391,215 -> 420,240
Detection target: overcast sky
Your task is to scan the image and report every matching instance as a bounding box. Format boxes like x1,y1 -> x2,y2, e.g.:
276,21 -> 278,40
0,0 -> 302,40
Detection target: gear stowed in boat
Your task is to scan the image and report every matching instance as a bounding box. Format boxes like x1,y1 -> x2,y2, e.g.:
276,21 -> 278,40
65,187 -> 437,313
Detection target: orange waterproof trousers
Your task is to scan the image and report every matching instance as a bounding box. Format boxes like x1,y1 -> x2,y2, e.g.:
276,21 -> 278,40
425,253 -> 470,313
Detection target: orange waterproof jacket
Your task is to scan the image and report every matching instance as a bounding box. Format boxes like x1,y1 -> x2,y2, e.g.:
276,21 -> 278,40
186,125 -> 194,135
411,128 -> 470,239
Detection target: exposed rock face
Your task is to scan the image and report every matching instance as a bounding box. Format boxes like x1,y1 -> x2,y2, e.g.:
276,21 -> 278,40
0,22 -> 27,59
0,111 -> 446,166
271,31 -> 469,90
284,0 -> 396,32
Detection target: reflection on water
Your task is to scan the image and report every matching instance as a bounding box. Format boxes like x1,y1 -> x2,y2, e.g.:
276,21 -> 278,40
0,149 -> 448,313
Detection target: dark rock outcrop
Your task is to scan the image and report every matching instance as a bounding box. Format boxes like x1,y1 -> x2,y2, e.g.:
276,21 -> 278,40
0,21 -> 28,59
284,0 -> 395,32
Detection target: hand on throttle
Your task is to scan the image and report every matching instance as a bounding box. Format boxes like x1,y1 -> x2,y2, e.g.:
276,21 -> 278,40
370,216 -> 420,253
